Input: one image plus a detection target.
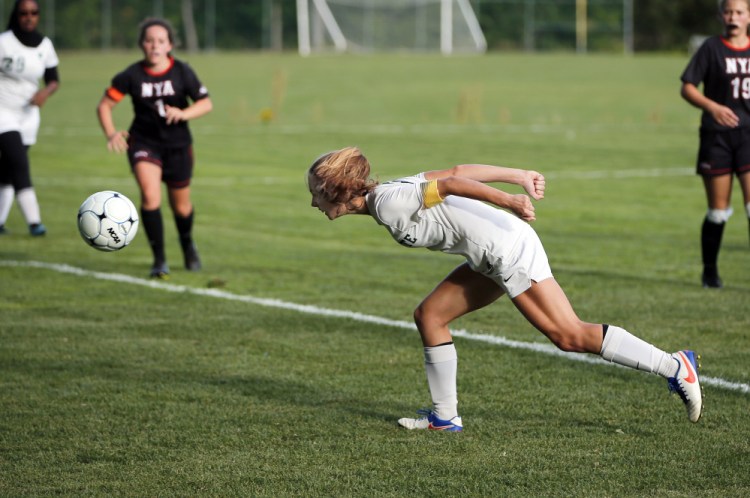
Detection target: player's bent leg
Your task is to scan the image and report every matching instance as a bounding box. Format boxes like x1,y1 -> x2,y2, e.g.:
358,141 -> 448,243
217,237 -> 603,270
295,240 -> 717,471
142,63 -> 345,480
513,279 -> 703,422
511,278 -> 603,353
405,264 -> 503,430
414,263 -> 503,346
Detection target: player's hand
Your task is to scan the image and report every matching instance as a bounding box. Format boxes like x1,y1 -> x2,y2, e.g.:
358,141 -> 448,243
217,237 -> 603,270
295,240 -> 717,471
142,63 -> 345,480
521,170 -> 545,200
107,130 -> 129,153
711,104 -> 740,128
164,105 -> 186,125
510,194 -> 536,222
29,91 -> 49,108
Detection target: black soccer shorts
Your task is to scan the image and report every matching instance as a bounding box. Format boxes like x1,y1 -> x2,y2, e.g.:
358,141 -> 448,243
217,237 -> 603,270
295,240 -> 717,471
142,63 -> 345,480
127,140 -> 194,188
696,128 -> 750,176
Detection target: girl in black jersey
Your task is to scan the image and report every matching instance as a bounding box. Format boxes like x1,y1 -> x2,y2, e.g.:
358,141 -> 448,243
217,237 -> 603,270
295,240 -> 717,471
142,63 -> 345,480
96,18 -> 212,278
681,0 -> 750,288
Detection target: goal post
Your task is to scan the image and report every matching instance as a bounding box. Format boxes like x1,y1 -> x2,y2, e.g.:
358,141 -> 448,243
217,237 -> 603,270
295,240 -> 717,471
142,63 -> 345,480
297,0 -> 487,56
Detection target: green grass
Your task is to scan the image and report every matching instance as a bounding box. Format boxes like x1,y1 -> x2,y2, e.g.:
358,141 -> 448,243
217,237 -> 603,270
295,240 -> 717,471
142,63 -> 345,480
1,51 -> 749,496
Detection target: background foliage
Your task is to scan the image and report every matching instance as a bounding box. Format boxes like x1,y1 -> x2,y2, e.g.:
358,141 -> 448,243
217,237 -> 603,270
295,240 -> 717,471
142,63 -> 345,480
0,0 -> 727,52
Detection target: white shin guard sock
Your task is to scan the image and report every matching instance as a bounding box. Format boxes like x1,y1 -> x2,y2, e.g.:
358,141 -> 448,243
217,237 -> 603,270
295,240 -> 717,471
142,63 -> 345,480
0,184 -> 14,225
424,343 -> 458,420
600,325 -> 677,378
16,187 -> 41,225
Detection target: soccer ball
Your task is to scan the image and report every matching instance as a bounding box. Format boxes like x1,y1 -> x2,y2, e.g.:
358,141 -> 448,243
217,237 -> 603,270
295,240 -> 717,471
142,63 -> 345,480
77,191 -> 139,251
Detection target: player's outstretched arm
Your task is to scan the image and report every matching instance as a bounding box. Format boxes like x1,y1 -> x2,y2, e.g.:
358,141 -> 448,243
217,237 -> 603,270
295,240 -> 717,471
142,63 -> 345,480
432,176 -> 537,222
424,164 -> 545,200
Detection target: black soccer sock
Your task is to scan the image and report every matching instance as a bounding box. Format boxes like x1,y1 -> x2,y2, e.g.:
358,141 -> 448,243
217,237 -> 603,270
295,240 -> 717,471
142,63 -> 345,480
141,208 -> 166,264
701,217 -> 725,275
174,210 -> 194,249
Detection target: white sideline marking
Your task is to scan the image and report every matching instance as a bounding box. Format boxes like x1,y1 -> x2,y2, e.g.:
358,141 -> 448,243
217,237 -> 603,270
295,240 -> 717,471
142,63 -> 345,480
2,259 -> 748,395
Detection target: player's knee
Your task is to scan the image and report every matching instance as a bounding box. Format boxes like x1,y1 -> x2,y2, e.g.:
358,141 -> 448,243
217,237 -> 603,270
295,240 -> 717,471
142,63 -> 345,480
706,208 -> 733,224
413,304 -> 429,330
141,199 -> 160,211
549,335 -> 579,352
413,303 -> 443,331
545,323 -> 590,353
172,205 -> 192,218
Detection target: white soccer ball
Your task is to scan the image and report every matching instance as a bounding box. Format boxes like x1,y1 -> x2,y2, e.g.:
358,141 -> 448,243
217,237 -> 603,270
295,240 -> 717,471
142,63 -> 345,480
77,191 -> 139,252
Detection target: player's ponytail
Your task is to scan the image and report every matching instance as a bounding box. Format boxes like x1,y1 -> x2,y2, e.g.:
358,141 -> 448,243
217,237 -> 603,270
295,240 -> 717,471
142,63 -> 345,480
309,147 -> 378,204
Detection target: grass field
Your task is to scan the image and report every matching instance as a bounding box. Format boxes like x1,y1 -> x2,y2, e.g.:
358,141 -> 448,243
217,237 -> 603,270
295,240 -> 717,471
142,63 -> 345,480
1,51 -> 749,496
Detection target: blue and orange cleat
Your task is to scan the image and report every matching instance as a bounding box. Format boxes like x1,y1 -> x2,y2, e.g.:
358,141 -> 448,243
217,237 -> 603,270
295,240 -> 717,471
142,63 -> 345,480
668,350 -> 703,423
398,409 -> 463,432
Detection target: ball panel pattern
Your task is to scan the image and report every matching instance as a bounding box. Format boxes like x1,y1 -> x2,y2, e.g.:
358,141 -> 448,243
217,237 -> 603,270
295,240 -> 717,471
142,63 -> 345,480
77,191 -> 139,252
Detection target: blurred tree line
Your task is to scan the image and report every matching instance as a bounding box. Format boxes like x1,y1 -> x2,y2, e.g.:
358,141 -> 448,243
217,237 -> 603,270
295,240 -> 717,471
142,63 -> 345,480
0,0 -> 725,52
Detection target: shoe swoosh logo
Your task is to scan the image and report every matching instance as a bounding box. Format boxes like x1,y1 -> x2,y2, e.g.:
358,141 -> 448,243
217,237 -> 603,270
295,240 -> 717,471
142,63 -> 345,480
680,352 -> 697,384
429,423 -> 454,430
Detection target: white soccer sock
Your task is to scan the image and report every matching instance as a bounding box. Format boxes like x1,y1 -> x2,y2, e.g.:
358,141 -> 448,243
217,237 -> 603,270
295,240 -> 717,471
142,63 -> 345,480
16,187 -> 41,225
424,343 -> 458,420
0,184 -> 14,225
600,325 -> 677,378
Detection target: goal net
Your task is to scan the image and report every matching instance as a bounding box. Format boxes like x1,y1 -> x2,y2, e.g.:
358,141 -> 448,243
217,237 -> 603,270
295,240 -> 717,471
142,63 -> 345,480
296,0 -> 487,55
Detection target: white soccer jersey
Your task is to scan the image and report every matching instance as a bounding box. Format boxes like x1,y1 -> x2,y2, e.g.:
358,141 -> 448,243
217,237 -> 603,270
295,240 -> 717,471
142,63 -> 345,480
0,30 -> 58,109
0,30 -> 58,142
366,173 -> 532,277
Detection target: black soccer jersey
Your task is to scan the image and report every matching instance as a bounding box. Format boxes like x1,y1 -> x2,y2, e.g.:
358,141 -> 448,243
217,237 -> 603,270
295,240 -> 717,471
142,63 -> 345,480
681,36 -> 750,131
105,57 -> 209,147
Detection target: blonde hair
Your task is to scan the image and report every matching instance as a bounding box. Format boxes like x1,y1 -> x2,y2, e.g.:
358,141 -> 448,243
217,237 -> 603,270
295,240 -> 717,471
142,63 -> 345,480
308,146 -> 378,204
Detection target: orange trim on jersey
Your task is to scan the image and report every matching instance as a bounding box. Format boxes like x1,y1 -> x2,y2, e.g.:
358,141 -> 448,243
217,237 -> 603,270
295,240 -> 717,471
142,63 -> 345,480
142,56 -> 175,77
106,87 -> 125,102
720,37 -> 750,51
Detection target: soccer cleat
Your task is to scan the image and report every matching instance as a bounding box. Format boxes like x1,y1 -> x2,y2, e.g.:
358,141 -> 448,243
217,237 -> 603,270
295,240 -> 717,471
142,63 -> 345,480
150,261 -> 170,279
701,270 -> 722,289
182,241 -> 202,271
398,409 -> 463,432
29,223 -> 46,236
667,350 -> 703,423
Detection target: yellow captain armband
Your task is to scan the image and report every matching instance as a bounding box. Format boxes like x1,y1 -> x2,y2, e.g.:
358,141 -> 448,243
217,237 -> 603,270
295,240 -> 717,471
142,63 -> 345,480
423,179 -> 444,208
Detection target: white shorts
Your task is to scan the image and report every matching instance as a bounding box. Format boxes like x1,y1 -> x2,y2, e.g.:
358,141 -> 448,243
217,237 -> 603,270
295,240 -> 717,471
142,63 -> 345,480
0,104 -> 40,145
485,224 -> 553,298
